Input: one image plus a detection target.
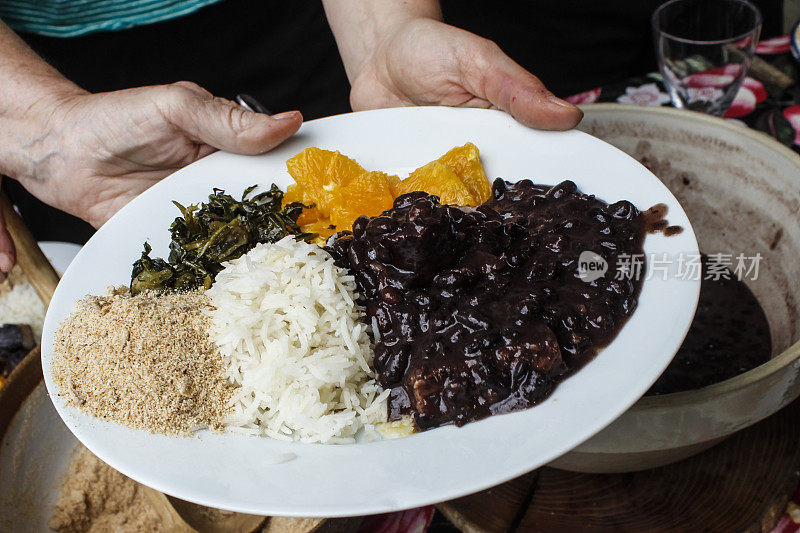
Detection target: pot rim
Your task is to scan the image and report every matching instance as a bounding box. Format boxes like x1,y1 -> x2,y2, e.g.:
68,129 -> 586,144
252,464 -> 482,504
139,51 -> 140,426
580,103 -> 800,409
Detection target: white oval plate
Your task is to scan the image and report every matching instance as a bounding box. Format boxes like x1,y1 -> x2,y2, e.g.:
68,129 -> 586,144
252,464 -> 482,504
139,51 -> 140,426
42,107 -> 700,517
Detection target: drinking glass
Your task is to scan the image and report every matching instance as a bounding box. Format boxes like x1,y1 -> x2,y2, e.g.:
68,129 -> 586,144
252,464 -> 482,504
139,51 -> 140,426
653,0 -> 762,116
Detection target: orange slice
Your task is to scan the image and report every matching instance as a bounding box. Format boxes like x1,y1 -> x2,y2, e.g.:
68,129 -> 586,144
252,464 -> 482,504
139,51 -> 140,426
437,143 -> 492,203
330,171 -> 395,231
397,162 -> 476,205
286,148 -> 366,217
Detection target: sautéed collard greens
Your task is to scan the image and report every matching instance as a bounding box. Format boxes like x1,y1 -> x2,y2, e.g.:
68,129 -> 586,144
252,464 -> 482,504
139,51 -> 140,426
130,185 -> 315,294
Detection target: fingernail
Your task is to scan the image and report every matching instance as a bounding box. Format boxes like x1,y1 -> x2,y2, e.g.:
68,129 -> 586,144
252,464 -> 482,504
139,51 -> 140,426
0,253 -> 13,273
271,111 -> 300,120
546,93 -> 578,109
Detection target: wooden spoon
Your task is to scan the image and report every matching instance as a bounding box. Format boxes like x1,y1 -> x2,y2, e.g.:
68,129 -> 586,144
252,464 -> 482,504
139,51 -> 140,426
167,496 -> 267,532
0,191 -> 60,304
139,485 -> 198,532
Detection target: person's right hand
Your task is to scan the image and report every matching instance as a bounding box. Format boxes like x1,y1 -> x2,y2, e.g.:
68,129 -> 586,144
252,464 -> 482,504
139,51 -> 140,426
0,81 -> 300,278
6,81 -> 302,230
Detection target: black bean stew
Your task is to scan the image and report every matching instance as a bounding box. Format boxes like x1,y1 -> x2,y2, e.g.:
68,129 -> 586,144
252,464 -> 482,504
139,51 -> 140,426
326,179 -> 648,430
646,255 -> 771,395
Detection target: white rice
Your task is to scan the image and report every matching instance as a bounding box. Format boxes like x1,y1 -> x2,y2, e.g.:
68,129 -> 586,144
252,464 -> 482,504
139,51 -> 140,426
0,278 -> 46,340
206,236 -> 388,444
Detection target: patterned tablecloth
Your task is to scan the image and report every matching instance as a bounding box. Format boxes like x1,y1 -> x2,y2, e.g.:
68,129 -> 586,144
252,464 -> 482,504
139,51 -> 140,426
566,35 -> 800,154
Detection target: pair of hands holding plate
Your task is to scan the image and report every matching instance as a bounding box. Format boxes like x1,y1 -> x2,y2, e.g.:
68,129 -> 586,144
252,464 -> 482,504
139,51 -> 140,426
0,14 -> 582,276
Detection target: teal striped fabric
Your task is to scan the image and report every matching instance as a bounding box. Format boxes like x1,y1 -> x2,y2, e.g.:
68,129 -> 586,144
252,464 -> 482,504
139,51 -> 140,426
0,0 -> 224,37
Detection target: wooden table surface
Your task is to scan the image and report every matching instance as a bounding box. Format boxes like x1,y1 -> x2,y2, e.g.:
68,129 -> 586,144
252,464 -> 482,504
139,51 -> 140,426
439,398 -> 800,532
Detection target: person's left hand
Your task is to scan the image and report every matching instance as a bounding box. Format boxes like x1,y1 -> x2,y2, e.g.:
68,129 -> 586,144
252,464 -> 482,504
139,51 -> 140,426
349,18 -> 583,131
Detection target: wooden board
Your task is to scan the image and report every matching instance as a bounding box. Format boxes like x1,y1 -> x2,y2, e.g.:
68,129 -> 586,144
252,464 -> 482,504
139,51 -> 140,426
0,191 -> 60,304
440,399 -> 800,532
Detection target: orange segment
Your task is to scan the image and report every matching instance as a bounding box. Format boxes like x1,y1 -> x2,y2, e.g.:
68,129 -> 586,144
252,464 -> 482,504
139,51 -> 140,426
296,206 -> 322,226
283,183 -> 305,205
386,174 -> 402,198
286,148 -> 366,217
282,183 -> 321,226
283,144 -> 492,243
304,219 -> 338,242
437,143 -> 491,203
330,171 -> 395,231
397,162 -> 476,205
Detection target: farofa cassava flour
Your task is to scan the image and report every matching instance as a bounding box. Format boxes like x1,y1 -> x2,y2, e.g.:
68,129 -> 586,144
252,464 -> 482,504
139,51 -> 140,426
51,288 -> 231,434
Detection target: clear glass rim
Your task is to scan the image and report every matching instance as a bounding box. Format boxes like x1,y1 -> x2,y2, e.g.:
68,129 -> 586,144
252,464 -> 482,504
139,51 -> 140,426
652,0 -> 763,45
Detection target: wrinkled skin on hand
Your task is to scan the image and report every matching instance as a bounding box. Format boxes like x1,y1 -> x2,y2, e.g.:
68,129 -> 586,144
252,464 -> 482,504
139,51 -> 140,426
0,82 -> 302,277
15,82 -> 302,228
349,18 -> 583,131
